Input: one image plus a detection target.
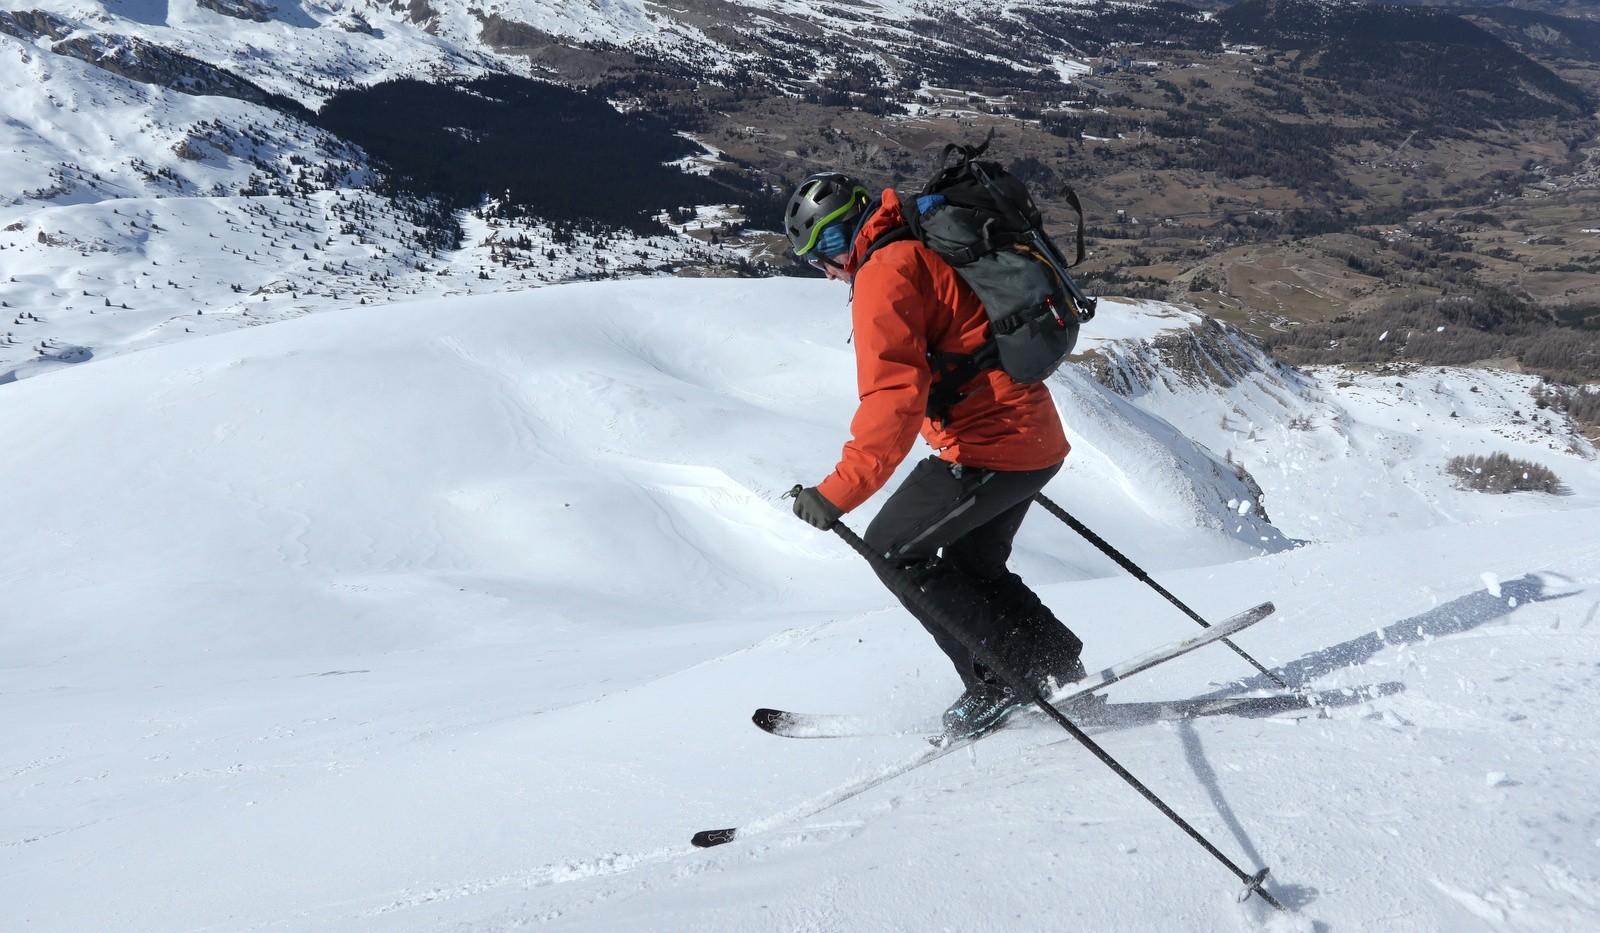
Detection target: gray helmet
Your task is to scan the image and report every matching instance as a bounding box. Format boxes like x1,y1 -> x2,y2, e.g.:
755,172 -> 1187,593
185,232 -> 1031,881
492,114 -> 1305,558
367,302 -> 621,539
784,173 -> 870,257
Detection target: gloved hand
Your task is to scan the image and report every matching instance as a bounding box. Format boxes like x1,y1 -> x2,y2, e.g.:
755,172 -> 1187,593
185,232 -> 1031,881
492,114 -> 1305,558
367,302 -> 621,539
786,484 -> 843,530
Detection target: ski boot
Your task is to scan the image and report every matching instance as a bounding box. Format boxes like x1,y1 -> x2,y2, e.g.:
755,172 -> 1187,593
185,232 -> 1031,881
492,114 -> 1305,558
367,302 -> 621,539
940,680 -> 1023,741
1032,654 -> 1088,698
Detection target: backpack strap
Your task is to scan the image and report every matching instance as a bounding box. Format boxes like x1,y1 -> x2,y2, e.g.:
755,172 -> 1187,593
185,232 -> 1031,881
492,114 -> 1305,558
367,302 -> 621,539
926,128 -> 996,192
924,340 -> 1000,425
858,220 -> 915,268
853,183 -> 1011,423
1058,185 -> 1087,266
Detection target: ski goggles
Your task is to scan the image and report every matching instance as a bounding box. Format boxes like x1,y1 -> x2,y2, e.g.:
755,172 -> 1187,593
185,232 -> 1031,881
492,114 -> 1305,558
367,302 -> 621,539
802,222 -> 851,274
806,253 -> 845,275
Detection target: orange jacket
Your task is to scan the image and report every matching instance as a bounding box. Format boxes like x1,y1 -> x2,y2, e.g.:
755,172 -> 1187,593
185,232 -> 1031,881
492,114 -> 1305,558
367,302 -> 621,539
816,189 -> 1069,513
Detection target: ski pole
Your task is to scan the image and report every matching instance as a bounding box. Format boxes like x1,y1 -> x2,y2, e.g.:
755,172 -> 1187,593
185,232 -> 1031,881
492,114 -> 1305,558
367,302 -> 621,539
825,513 -> 1284,910
1034,493 -> 1290,691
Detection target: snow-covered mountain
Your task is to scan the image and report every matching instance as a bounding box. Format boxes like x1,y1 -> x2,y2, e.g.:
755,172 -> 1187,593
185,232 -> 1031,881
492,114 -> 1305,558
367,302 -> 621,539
3,1 -> 498,105
2,0 -> 1102,98
4,276 -> 1599,929
0,0 -> 784,381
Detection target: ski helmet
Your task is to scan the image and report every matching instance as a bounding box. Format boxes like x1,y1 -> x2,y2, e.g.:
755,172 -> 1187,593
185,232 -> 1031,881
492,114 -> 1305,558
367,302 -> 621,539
785,173 -> 870,258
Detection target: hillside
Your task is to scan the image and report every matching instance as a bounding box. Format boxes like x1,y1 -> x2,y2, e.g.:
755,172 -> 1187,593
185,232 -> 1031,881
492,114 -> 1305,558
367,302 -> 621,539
1383,0 -> 1600,24
7,0 -> 1600,389
3,278 -> 1600,929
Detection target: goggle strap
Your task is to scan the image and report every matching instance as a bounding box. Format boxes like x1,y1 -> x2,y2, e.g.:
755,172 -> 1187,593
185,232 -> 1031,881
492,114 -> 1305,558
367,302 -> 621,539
796,186 -> 869,256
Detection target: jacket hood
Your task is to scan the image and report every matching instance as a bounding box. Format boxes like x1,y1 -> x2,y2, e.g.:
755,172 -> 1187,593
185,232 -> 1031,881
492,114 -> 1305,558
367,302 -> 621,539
843,189 -> 907,275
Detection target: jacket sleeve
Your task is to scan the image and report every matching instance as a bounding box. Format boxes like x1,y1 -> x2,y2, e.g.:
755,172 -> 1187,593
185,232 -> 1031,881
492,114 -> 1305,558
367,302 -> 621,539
816,253 -> 931,513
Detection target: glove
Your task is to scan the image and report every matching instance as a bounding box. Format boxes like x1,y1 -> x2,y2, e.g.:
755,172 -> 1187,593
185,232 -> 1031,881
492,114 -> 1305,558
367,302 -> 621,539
786,485 -> 843,530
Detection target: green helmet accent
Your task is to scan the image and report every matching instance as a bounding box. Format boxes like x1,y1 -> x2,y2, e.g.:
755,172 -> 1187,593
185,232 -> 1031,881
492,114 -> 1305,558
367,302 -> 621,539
785,173 -> 870,257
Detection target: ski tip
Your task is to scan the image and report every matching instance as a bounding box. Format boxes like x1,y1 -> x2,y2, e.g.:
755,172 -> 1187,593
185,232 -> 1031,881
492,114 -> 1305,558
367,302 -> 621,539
692,828 -> 738,848
752,708 -> 789,734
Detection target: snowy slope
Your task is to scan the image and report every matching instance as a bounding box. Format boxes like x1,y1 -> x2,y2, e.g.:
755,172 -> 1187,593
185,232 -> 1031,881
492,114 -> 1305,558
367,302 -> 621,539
1093,319 -> 1600,541
3,0 -> 498,106
4,277 -> 1600,931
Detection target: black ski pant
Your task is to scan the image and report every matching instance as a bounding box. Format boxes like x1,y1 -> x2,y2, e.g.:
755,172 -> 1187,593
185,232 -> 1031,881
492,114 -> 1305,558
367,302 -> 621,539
863,456 -> 1082,690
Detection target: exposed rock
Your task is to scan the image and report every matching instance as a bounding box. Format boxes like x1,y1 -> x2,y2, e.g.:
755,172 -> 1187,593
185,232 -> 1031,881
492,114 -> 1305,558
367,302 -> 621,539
336,13 -> 375,35
195,0 -> 277,23
0,9 -> 75,42
1088,316 -> 1293,396
47,33 -> 310,117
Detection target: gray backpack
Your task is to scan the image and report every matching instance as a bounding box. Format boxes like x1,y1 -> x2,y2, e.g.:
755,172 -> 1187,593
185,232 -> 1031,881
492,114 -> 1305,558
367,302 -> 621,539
862,134 -> 1097,420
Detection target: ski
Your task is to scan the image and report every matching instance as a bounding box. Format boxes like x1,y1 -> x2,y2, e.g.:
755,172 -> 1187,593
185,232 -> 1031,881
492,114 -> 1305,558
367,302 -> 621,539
753,600 -> 1275,740
754,693 -> 1279,740
751,708 -> 900,739
692,721 -> 984,849
695,601 -> 1276,848
1069,686 -> 1383,727
752,682 -> 1403,740
1041,601 -> 1276,705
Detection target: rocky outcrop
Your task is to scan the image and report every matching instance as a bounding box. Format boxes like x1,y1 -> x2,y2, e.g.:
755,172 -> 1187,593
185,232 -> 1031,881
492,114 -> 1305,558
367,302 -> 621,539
1088,316 -> 1308,398
0,9 -> 74,42
195,0 -> 278,22
3,14 -> 313,119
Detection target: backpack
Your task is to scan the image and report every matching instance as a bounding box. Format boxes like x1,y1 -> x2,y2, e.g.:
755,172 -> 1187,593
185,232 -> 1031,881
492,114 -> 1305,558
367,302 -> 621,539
863,132 -> 1098,421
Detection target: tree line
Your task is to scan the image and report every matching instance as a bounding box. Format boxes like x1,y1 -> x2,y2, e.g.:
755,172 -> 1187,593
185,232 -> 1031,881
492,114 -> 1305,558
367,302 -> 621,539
314,76 -> 753,237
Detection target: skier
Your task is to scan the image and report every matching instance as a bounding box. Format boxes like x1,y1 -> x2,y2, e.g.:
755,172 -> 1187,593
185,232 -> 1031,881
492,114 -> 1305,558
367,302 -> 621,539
782,171 -> 1087,738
